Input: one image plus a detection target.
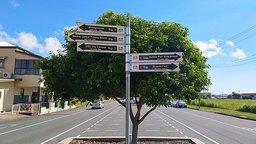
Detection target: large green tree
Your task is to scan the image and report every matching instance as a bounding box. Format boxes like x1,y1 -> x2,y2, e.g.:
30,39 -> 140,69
39,11 -> 211,143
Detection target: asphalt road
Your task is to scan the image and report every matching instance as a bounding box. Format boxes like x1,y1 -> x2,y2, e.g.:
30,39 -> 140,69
0,101 -> 255,144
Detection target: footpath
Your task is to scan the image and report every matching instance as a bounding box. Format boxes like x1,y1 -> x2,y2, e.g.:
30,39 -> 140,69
0,112 -> 30,121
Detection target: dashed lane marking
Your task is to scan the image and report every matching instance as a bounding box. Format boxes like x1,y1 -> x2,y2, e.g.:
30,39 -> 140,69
157,110 -> 220,144
40,105 -> 118,144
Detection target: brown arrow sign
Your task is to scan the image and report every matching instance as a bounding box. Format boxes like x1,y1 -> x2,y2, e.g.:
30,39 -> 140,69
130,62 -> 180,72
67,32 -> 125,44
77,42 -> 125,53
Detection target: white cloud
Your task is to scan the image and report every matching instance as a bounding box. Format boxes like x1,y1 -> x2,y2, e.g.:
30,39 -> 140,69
194,39 -> 224,57
54,25 -> 76,37
9,0 -> 21,8
64,25 -> 77,31
17,32 -> 41,50
0,31 -> 64,56
0,31 -> 17,43
225,41 -> 234,47
43,37 -> 63,54
231,48 -> 247,59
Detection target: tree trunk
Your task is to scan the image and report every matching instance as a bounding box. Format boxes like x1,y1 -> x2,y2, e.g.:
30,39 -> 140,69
131,120 -> 139,144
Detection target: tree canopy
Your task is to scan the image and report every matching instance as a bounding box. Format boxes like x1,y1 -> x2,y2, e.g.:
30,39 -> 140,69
38,10 -> 211,143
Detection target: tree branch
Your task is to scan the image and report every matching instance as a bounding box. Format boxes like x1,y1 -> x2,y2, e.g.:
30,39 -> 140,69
113,96 -> 125,107
138,105 -> 157,124
130,102 -> 135,122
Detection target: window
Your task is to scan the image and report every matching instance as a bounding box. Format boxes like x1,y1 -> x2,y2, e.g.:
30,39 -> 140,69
15,60 -> 40,75
20,88 -> 24,99
0,59 -> 4,68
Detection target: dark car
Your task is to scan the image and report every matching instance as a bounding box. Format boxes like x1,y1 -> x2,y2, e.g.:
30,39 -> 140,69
171,100 -> 187,108
176,101 -> 187,108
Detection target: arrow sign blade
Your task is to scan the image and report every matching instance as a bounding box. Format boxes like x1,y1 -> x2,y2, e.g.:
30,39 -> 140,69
130,62 -> 180,72
130,52 -> 183,63
67,32 -> 125,44
77,42 -> 125,53
77,23 -> 125,34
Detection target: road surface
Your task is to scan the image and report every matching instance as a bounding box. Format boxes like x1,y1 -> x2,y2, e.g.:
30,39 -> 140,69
0,101 -> 255,144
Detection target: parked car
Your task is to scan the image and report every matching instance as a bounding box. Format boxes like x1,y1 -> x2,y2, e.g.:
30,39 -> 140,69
171,100 -> 187,108
176,101 -> 187,108
91,100 -> 104,109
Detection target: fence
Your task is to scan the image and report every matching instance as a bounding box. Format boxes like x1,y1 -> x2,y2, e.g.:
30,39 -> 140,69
12,103 -> 40,115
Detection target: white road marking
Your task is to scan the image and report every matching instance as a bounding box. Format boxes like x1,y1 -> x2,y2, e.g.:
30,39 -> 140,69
176,129 -> 179,131
0,109 -> 87,136
79,106 -> 118,135
168,130 -> 179,133
105,130 -> 119,132
0,127 -> 6,130
10,124 -> 18,127
76,134 -> 80,137
157,110 -> 220,144
180,132 -> 184,135
176,109 -> 256,134
40,106 -> 118,144
146,130 -> 159,132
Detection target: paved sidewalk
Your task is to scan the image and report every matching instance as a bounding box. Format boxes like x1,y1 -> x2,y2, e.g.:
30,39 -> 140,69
0,112 -> 30,121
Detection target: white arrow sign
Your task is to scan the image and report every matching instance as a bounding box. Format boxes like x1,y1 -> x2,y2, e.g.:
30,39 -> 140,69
130,52 -> 182,63
130,62 -> 180,72
77,23 -> 125,35
68,32 -> 125,44
77,42 -> 125,53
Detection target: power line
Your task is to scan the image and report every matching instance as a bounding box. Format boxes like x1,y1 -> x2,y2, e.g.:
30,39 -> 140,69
209,24 -> 256,68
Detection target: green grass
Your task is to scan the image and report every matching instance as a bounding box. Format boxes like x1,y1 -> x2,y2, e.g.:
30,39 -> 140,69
74,101 -> 90,108
189,99 -> 256,120
189,105 -> 256,119
196,99 -> 256,110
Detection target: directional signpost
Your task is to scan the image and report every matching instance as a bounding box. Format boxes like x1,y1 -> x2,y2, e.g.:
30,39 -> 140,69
130,52 -> 182,72
67,20 -> 183,144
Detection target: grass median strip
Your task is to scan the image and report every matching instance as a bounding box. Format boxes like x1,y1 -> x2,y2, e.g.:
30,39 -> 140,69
188,105 -> 256,120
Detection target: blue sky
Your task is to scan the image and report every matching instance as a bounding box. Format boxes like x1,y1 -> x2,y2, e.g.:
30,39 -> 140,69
1,0 -> 256,94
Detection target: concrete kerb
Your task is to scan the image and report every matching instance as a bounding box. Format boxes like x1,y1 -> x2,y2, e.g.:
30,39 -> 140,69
57,136 -> 205,144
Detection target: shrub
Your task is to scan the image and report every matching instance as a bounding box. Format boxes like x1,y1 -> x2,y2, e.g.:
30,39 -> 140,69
238,105 -> 256,114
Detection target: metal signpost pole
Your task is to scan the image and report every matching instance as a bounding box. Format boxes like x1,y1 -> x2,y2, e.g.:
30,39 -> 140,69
125,16 -> 131,144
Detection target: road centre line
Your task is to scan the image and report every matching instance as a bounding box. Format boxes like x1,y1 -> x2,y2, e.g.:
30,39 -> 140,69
157,110 -> 220,144
154,112 -> 185,135
40,105 -> 118,144
176,109 -> 256,134
81,108 -> 118,135
0,127 -> 6,130
105,130 -> 119,132
0,108 -> 87,136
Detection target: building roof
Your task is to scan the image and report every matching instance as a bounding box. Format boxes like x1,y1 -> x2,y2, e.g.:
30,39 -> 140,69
0,41 -> 43,58
0,41 -> 16,47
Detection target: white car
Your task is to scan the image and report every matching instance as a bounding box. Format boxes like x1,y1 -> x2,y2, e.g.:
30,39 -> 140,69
91,100 -> 104,109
